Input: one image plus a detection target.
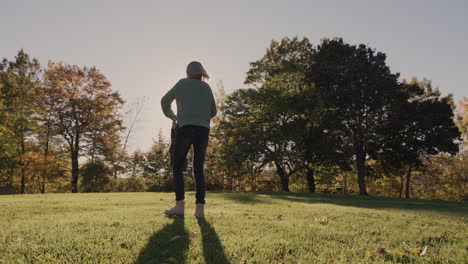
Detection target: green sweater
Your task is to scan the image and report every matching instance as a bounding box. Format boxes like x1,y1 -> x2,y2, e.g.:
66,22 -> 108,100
161,78 -> 217,128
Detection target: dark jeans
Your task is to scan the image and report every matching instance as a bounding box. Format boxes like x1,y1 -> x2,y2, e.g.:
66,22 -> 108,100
173,125 -> 210,204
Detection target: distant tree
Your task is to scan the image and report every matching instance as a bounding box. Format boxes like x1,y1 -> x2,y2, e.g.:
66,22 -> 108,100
455,97 -> 468,198
43,63 -> 125,192
381,78 -> 460,198
143,131 -> 171,190
308,38 -> 406,195
0,82 -> 13,187
418,153 -> 466,201
205,81 -> 233,190
16,151 -> 68,193
34,75 -> 67,193
127,150 -> 146,179
0,50 -> 41,193
455,97 -> 468,160
80,160 -> 111,192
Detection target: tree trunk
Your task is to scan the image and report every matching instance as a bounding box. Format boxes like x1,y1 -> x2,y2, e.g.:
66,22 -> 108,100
41,127 -> 50,194
71,150 -> 79,193
275,162 -> 290,192
20,136 -> 26,194
405,165 -> 412,199
8,167 -> 14,187
306,167 -> 316,193
343,172 -> 348,193
355,144 -> 368,195
20,168 -> 26,194
251,172 -> 256,191
399,174 -> 404,198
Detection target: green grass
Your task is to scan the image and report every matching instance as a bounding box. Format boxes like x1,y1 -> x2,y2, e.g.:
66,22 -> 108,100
0,192 -> 467,264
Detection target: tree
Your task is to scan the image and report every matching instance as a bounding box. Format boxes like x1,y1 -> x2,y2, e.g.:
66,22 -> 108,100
205,81 -> 233,190
0,50 -> 41,193
222,85 -> 301,191
455,97 -> 468,199
80,160 -> 111,192
381,78 -> 460,198
237,37 -> 316,191
43,63 -> 124,193
143,131 -> 171,191
308,38 -> 405,195
127,150 -> 146,179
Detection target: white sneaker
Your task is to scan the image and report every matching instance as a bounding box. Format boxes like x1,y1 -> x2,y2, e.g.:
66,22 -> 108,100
194,203 -> 205,219
164,200 -> 185,216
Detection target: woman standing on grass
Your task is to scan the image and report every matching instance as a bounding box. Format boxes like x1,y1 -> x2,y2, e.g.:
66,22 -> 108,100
161,61 -> 217,218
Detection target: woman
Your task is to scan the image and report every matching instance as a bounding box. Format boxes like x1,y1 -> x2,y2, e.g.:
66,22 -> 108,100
161,61 -> 217,218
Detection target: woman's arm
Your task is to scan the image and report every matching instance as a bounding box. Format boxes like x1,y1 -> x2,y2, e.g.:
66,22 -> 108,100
161,81 -> 179,121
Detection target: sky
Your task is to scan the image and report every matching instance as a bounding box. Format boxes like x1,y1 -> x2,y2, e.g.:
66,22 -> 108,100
2,0 -> 467,152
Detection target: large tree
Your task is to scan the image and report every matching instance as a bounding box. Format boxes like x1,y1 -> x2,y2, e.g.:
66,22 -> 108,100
238,37 -> 316,191
308,38 -> 407,195
42,63 -> 124,192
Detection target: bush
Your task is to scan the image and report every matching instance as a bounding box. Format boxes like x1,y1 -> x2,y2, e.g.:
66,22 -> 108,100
80,160 -> 111,192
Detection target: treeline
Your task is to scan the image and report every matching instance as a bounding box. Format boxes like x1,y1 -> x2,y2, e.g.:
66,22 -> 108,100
0,37 -> 466,201
0,51 -> 125,193
211,37 -> 465,201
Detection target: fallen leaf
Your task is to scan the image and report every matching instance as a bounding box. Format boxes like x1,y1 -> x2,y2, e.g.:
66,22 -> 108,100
314,217 -> 329,224
377,248 -> 385,254
169,236 -> 181,241
420,245 -> 428,257
191,232 -> 198,236
277,214 -> 283,220
166,257 -> 177,263
409,248 -> 422,254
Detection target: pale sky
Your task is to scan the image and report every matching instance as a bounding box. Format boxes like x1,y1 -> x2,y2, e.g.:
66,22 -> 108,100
2,0 -> 467,152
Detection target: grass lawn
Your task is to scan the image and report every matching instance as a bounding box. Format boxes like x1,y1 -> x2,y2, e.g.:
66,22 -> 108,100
0,191 -> 467,264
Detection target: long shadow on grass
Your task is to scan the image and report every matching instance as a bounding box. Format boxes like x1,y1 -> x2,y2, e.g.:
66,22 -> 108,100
134,216 -> 189,264
197,218 -> 230,264
217,191 -> 467,217
217,191 -> 270,204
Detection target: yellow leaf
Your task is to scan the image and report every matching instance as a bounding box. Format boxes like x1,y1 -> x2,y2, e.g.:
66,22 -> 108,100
409,248 -> 422,254
314,217 -> 329,224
